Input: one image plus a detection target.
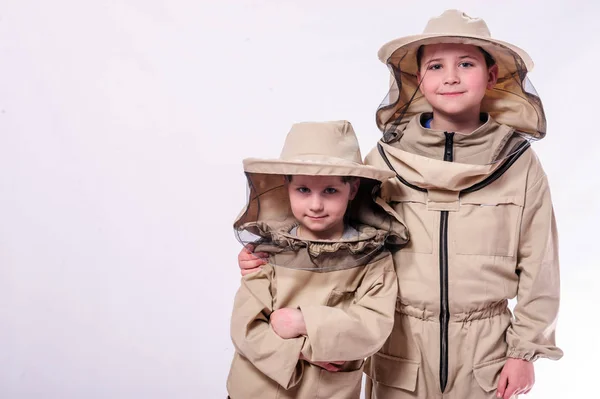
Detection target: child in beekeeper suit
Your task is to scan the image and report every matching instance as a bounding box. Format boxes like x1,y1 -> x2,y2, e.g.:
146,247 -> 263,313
226,120 -> 408,399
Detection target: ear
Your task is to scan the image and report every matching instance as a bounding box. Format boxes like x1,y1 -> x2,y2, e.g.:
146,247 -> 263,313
487,64 -> 499,89
348,179 -> 360,201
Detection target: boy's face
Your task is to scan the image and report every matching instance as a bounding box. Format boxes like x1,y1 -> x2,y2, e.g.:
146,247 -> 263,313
286,175 -> 359,240
417,43 -> 498,121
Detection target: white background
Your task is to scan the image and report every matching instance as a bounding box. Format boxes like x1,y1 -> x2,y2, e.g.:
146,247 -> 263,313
1,0 -> 597,398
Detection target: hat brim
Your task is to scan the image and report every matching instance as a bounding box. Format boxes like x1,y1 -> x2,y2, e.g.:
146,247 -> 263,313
378,34 -> 533,72
243,158 -> 395,183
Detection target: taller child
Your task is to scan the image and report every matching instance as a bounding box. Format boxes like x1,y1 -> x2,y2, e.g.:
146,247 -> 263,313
363,9 -> 563,399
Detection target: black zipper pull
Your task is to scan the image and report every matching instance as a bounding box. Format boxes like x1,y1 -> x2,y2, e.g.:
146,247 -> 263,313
444,132 -> 455,162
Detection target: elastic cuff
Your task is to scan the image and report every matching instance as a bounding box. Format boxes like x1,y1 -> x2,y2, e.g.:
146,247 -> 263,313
506,349 -> 538,362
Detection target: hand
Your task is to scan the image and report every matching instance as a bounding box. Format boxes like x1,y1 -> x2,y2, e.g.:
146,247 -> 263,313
270,308 -> 307,339
497,358 -> 535,398
299,353 -> 345,372
238,244 -> 268,276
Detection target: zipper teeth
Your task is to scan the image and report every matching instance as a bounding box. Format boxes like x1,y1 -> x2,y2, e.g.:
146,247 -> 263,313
439,132 -> 454,393
439,210 -> 449,393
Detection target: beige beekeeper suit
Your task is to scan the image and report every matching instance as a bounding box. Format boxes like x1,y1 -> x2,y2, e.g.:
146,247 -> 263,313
226,121 -> 408,399
362,10 -> 563,399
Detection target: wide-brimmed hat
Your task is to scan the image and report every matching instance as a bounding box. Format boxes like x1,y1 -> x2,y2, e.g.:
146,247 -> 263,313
243,120 -> 395,182
378,9 -> 533,72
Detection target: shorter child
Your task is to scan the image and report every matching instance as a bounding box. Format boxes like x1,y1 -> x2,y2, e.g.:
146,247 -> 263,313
226,120 -> 407,399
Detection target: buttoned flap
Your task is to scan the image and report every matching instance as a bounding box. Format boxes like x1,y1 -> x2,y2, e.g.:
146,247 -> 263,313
364,352 -> 420,392
426,189 -> 460,212
454,194 -> 524,257
388,195 -> 433,254
473,357 -> 506,393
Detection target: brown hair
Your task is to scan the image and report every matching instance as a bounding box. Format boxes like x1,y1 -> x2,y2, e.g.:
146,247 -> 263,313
285,175 -> 358,184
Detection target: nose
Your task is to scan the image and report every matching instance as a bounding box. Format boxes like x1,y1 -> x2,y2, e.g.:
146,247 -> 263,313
443,67 -> 459,85
309,194 -> 324,212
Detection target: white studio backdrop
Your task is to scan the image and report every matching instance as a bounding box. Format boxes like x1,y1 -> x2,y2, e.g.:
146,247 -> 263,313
0,1 -> 597,398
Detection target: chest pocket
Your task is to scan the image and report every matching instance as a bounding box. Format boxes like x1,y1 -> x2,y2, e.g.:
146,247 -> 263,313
452,195 -> 524,257
389,196 -> 434,254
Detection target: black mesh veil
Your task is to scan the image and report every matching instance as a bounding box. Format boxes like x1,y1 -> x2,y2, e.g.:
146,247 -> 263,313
233,172 -> 404,272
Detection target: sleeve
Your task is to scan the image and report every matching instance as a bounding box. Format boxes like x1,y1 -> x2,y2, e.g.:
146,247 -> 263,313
299,254 -> 398,362
230,264 -> 305,388
505,155 -> 564,362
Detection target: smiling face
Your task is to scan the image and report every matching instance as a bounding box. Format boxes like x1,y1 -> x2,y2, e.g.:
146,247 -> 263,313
417,43 -> 498,130
286,175 -> 359,240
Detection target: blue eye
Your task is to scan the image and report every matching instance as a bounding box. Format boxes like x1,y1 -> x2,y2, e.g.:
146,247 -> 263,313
297,187 -> 310,194
427,64 -> 442,70
324,187 -> 338,194
459,62 -> 474,68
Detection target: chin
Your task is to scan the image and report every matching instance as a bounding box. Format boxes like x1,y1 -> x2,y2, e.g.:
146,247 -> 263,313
306,225 -> 329,233
436,108 -> 472,118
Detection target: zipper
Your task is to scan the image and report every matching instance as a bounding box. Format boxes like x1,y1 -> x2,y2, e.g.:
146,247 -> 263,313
462,140 -> 530,193
376,139 -> 530,195
377,143 -> 426,193
443,132 -> 454,162
439,210 -> 449,392
439,132 -> 454,393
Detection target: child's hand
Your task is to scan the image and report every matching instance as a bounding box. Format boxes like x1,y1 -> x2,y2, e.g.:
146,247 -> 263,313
497,358 -> 535,398
238,244 -> 268,276
270,308 -> 307,339
299,353 -> 345,372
